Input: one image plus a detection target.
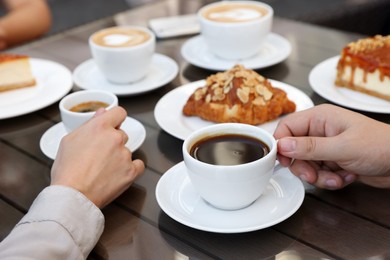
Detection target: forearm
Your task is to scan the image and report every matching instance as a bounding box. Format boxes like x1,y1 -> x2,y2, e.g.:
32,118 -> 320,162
0,186 -> 104,259
0,0 -> 51,47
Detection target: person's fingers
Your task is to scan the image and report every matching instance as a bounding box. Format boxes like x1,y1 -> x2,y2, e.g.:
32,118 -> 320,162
288,159 -> 357,190
117,129 -> 128,145
132,159 -> 145,177
276,153 -> 292,167
274,104 -> 350,139
311,170 -> 356,190
288,159 -> 318,183
94,106 -> 127,128
120,159 -> 145,187
313,170 -> 345,190
339,171 -> 358,187
93,107 -> 106,117
274,106 -> 322,139
277,136 -> 343,162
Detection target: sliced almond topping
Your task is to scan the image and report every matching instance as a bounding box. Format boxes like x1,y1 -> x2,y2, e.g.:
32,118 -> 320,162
224,75 -> 234,87
237,88 -> 249,103
223,82 -> 232,94
214,87 -> 223,96
213,93 -> 226,101
263,88 -> 273,100
242,86 -> 250,95
245,77 -> 257,87
235,70 -> 249,78
253,96 -> 266,106
256,84 -> 265,96
256,75 -> 265,82
211,83 -> 220,89
205,94 -> 211,103
194,89 -> 203,101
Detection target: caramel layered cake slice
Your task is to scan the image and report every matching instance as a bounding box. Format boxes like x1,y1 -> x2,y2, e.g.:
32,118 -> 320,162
0,53 -> 36,92
335,35 -> 390,100
183,64 -> 296,125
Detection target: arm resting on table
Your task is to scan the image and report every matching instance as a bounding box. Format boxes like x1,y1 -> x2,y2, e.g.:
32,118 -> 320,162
0,185 -> 104,259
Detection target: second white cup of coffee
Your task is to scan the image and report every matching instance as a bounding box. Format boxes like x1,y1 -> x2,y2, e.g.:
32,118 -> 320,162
59,90 -> 118,133
89,26 -> 156,84
183,123 -> 277,210
198,1 -> 273,60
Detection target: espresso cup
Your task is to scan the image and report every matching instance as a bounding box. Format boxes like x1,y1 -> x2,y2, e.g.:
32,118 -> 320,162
59,90 -> 118,133
198,1 -> 273,60
183,123 -> 277,210
89,26 -> 156,84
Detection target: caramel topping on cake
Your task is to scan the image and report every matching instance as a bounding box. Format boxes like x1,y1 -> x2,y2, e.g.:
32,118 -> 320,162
342,35 -> 390,71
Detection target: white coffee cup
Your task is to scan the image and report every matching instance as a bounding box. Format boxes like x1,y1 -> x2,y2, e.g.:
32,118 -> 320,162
59,90 -> 118,133
198,1 -> 273,60
183,123 -> 277,210
89,26 -> 156,84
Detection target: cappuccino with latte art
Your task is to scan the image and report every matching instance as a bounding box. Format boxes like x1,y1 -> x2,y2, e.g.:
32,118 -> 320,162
91,27 -> 151,48
89,26 -> 156,84
198,1 -> 273,60
201,3 -> 268,23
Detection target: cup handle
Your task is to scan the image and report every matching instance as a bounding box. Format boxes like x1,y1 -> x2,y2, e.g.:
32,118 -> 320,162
274,139 -> 283,173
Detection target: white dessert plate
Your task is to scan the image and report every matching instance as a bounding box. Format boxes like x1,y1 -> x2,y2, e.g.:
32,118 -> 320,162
73,53 -> 178,96
156,161 -> 305,233
154,79 -> 314,140
309,56 -> 390,113
181,33 -> 291,71
40,116 -> 146,160
0,58 -> 72,120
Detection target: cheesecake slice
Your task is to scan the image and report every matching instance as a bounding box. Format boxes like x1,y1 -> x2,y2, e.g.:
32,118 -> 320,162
335,35 -> 390,100
0,54 -> 36,92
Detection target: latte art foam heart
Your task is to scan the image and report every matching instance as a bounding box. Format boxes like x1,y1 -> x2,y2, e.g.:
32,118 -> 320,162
91,27 -> 151,48
103,34 -> 131,46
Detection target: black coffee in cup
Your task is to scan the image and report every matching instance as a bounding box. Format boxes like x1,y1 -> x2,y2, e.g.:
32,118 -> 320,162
190,134 -> 269,166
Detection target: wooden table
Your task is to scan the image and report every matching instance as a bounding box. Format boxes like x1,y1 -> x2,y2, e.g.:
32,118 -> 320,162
1,0 -> 389,259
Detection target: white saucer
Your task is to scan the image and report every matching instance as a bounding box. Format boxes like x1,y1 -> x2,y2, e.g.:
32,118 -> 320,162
156,161 -> 305,233
73,53 -> 178,96
309,56 -> 390,113
181,33 -> 292,71
40,117 -> 146,160
154,79 -> 314,140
